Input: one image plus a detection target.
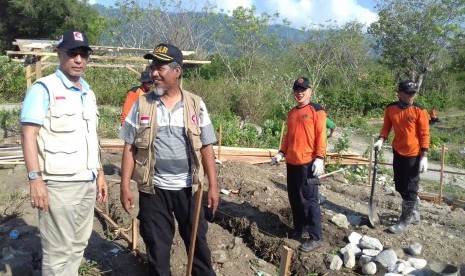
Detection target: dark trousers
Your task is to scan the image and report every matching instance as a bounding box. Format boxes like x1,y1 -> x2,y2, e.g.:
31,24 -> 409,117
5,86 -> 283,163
286,162 -> 322,240
393,150 -> 420,201
138,188 -> 215,276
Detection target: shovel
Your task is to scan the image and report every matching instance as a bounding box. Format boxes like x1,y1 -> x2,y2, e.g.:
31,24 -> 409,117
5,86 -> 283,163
368,147 -> 380,227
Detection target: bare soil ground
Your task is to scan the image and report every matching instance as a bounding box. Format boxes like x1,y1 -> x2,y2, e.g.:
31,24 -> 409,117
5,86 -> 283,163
1,135 -> 465,275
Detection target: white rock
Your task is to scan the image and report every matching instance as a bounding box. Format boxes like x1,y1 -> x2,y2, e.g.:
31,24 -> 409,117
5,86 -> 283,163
343,249 -> 356,269
362,262 -> 377,275
407,258 -> 427,269
341,243 -> 362,256
348,231 -> 363,244
331,213 -> 350,229
359,254 -> 373,265
360,235 -> 384,250
406,242 -> 422,256
362,249 -> 381,256
375,249 -> 398,268
325,254 -> 343,271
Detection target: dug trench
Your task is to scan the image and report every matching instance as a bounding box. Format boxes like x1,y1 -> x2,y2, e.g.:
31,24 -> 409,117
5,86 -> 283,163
99,153 -> 465,275
2,149 -> 465,275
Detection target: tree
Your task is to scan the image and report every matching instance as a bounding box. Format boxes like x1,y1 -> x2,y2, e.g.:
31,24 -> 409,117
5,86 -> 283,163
368,0 -> 465,91
211,6 -> 281,84
0,0 -> 105,53
107,0 -> 214,56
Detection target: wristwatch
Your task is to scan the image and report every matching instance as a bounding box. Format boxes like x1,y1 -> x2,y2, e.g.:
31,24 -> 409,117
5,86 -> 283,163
28,170 -> 42,180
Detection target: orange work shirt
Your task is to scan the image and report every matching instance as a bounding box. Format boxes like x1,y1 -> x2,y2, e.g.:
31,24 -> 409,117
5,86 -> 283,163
280,103 -> 327,165
120,86 -> 144,125
379,102 -> 430,157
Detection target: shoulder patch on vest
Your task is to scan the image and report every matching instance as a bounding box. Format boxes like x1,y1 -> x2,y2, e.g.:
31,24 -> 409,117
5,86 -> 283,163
308,102 -> 325,111
412,102 -> 425,110
387,101 -> 398,108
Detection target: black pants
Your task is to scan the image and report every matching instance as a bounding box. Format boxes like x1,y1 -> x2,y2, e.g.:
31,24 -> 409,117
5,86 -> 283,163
138,188 -> 215,276
286,162 -> 322,240
393,150 -> 421,201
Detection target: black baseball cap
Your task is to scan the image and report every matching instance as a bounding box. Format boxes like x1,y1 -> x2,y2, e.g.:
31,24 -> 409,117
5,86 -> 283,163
398,80 -> 418,94
57,30 -> 92,51
293,77 -> 312,90
143,43 -> 183,66
138,71 -> 153,83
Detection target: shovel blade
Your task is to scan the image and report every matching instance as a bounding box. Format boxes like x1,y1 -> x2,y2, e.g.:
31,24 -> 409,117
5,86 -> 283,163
368,202 -> 380,227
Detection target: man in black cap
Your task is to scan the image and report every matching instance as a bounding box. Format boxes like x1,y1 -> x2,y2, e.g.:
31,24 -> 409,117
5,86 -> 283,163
120,70 -> 153,125
20,30 -> 108,275
374,80 -> 430,234
270,77 -> 327,252
119,43 -> 219,275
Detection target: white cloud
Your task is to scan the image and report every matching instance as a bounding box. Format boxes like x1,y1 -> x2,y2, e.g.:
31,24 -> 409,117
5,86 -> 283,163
96,0 -> 378,29
214,0 -> 378,29
213,0 -> 253,13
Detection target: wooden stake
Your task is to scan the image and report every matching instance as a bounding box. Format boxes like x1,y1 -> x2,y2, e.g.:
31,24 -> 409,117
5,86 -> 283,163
278,245 -> 293,276
132,218 -> 138,253
439,144 -> 446,204
94,206 -> 145,260
218,124 -> 222,160
278,121 -> 285,150
26,65 -> 32,88
186,185 -> 204,276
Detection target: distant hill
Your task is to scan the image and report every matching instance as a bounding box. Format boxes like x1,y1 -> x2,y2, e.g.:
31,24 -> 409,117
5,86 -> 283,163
92,4 -> 310,50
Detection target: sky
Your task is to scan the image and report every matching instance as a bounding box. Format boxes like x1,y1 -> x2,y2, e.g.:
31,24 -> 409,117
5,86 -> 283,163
91,0 -> 379,29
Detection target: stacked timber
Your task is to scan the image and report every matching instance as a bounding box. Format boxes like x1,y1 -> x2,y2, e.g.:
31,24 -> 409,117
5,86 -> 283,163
0,146 -> 24,165
326,152 -> 369,166
99,139 -> 368,165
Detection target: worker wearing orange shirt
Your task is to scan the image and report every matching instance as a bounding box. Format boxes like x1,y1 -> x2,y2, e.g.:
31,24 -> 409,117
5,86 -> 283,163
120,71 -> 153,125
374,80 -> 430,234
270,77 -> 326,252
429,107 -> 440,125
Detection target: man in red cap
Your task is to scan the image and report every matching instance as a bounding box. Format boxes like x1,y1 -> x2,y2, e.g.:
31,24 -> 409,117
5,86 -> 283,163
20,30 -> 108,275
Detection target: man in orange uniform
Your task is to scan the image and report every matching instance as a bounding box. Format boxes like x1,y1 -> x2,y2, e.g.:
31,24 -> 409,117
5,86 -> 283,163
270,77 -> 326,252
429,107 -> 440,125
374,80 -> 430,234
120,71 -> 153,125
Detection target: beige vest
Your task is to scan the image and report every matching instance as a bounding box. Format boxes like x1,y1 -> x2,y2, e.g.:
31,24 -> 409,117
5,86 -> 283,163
131,90 -> 204,194
36,74 -> 101,179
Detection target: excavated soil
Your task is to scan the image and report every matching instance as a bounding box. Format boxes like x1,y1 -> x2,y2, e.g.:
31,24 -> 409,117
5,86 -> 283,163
2,143 -> 465,275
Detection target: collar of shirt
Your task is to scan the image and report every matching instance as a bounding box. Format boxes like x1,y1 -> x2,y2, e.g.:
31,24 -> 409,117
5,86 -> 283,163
55,69 -> 90,93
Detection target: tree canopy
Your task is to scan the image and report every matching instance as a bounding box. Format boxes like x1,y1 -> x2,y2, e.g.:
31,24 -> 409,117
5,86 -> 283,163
368,0 -> 465,91
0,0 -> 105,53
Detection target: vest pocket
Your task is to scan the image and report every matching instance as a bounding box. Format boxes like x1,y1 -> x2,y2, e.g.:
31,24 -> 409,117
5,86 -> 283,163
50,106 -> 78,132
134,126 -> 151,149
44,140 -> 86,174
132,148 -> 150,185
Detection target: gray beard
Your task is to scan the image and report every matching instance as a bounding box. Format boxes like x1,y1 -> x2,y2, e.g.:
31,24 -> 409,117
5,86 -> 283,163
153,87 -> 166,96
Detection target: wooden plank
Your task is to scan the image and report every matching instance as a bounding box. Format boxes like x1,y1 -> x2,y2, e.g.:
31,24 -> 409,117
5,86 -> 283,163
279,245 -> 293,276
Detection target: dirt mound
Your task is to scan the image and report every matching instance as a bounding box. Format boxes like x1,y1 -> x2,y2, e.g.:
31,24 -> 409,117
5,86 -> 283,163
2,149 -> 465,275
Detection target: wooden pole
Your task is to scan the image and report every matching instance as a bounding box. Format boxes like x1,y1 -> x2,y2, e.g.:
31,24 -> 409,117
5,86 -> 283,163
278,246 -> 293,276
439,144 -> 446,204
186,185 -> 204,276
132,218 -> 138,253
26,65 -> 32,88
278,121 -> 285,150
94,206 -> 146,260
218,124 -> 222,160
35,60 -> 42,79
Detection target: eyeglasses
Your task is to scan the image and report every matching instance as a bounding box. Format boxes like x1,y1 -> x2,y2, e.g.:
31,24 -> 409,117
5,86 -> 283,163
64,49 -> 92,59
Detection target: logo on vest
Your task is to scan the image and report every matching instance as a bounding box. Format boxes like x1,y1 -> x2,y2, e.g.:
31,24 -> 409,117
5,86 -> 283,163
191,114 -> 198,125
